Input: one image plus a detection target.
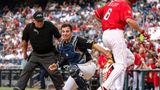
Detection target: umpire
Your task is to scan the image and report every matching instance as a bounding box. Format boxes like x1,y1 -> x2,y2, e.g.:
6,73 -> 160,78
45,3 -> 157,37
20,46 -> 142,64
13,11 -> 64,90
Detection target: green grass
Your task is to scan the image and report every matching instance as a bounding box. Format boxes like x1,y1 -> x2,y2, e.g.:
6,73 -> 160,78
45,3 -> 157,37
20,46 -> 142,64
0,87 -> 43,90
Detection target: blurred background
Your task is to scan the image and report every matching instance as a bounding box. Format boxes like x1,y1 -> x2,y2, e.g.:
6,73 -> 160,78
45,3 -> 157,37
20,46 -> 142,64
0,0 -> 160,90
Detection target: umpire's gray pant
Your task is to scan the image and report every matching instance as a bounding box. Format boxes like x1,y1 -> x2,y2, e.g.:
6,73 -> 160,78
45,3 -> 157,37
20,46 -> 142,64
15,52 -> 64,90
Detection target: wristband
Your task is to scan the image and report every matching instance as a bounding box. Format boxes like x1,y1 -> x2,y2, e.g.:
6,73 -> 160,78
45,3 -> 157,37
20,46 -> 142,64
141,30 -> 145,34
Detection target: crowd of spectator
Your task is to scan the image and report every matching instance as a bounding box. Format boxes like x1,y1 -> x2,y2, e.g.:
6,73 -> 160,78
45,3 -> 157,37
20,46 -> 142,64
0,0 -> 160,89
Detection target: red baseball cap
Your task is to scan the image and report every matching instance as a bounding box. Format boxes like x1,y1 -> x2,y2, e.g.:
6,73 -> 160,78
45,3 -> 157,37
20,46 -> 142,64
130,0 -> 137,4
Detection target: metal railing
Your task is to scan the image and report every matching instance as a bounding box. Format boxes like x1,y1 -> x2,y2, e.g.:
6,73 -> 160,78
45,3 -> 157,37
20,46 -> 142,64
125,69 -> 160,90
0,68 -> 40,87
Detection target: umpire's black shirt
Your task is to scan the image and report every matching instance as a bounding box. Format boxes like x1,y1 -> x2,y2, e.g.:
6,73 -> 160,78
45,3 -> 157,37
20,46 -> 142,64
22,21 -> 61,54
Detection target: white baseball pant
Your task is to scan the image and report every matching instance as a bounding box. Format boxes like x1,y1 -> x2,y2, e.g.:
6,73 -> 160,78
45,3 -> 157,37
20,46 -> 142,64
111,48 -> 134,90
63,61 -> 96,90
100,29 -> 128,89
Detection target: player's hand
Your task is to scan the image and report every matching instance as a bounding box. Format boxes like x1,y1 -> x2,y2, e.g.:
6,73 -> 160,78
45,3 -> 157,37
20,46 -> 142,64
107,51 -> 113,59
141,30 -> 150,40
49,63 -> 57,71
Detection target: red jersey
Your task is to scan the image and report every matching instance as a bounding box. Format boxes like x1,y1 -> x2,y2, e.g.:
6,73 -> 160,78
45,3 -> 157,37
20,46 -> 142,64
157,48 -> 160,53
94,1 -> 132,31
153,72 -> 160,87
140,53 -> 146,61
146,64 -> 156,83
134,53 -> 142,67
98,55 -> 107,69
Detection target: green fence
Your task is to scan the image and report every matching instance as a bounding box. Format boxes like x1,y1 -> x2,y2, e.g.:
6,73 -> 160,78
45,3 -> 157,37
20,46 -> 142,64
0,68 -> 40,87
125,69 -> 160,90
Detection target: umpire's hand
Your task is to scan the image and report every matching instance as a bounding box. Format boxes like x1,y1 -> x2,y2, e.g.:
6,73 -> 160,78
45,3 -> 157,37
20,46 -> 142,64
49,63 -> 58,71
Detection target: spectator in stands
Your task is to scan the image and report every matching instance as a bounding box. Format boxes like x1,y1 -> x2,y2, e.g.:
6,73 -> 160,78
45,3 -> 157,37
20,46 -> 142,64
133,47 -> 146,90
145,58 -> 156,90
13,11 -> 64,90
153,53 -> 160,90
3,59 -> 14,69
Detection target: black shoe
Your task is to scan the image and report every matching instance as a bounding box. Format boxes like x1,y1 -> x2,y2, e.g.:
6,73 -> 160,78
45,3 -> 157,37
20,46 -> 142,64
39,87 -> 46,89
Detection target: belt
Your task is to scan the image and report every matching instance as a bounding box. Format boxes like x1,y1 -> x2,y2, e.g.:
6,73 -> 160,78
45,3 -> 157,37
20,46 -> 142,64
104,28 -> 124,31
33,50 -> 53,54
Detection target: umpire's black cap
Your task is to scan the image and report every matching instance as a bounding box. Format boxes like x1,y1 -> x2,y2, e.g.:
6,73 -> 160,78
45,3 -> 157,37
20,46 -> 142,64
33,11 -> 44,21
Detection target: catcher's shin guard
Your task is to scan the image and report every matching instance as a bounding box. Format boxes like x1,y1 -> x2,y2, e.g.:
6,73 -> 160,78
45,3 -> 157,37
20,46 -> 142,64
69,65 -> 88,90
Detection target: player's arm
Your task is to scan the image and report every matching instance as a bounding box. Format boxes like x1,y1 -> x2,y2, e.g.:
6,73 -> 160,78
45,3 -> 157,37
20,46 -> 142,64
126,18 -> 143,33
93,5 -> 104,22
126,18 -> 150,39
92,43 -> 112,59
93,14 -> 101,22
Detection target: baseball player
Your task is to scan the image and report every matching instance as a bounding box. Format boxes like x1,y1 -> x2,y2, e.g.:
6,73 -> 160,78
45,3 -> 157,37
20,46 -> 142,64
49,24 -> 110,90
94,0 -> 149,89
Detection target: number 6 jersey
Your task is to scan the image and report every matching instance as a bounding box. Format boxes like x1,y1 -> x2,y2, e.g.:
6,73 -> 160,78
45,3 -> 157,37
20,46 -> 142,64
94,1 -> 132,31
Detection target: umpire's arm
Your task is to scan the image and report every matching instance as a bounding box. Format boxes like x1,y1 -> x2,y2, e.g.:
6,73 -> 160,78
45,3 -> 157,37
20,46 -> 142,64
22,40 -> 28,60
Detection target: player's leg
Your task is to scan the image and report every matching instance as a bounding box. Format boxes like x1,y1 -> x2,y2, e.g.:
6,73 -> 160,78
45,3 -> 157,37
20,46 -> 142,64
126,48 -> 134,66
101,30 -> 127,89
114,71 -> 126,90
63,76 -> 78,90
67,65 -> 88,90
111,48 -> 134,90
117,48 -> 134,89
78,61 -> 96,80
64,61 -> 96,90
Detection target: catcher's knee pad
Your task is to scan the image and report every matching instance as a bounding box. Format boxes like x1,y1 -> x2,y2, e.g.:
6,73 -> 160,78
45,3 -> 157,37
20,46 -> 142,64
69,65 -> 80,78
69,65 -> 88,90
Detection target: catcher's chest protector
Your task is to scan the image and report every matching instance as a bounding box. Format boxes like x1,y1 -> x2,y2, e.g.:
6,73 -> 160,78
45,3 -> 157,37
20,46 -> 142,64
59,36 -> 84,64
